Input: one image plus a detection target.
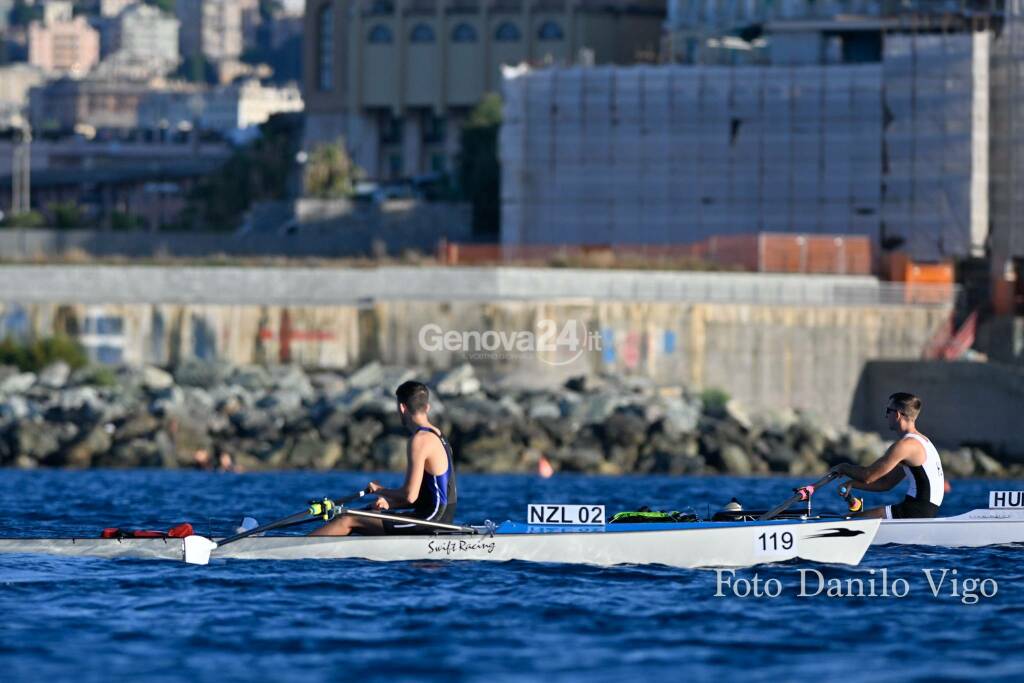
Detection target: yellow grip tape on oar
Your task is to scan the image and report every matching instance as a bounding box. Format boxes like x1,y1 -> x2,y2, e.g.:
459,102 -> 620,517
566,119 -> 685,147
308,498 -> 336,521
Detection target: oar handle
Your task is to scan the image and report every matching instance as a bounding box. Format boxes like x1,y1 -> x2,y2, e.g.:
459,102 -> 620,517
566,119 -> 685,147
759,471 -> 839,520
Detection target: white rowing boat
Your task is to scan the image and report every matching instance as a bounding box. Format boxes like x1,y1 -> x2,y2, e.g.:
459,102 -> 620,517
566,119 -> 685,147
719,489 -> 1024,548
0,517 -> 880,569
875,507 -> 1024,547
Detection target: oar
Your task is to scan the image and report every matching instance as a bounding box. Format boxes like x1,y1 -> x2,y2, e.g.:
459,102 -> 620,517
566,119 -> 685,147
183,489 -> 369,565
759,472 -> 839,521
339,508 -> 477,534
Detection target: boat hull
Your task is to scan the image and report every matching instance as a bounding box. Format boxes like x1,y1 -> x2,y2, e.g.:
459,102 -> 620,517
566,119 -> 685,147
0,518 -> 879,568
875,508 -> 1024,547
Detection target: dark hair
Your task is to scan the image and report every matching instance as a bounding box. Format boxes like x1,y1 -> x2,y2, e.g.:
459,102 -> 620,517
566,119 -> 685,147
888,392 -> 922,420
396,380 -> 430,414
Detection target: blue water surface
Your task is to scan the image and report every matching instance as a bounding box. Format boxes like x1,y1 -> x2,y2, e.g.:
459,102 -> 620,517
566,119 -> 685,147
1,470 -> 1022,683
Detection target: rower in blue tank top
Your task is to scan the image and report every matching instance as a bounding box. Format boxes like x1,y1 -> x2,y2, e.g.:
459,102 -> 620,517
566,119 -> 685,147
311,380 -> 457,536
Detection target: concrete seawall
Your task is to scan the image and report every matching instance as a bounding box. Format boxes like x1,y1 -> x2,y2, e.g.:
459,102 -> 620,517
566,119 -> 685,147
850,361 -> 1024,456
0,264 -> 953,427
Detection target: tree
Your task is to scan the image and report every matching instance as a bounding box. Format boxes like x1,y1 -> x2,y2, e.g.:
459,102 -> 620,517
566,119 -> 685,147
458,93 -> 502,236
1,211 -> 45,228
303,141 -> 358,199
177,54 -> 212,84
183,112 -> 304,229
50,202 -> 87,229
9,0 -> 41,27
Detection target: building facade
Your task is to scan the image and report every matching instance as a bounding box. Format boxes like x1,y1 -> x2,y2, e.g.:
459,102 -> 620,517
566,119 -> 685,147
176,0 -> 243,64
201,80 -> 304,132
500,35 -> 989,263
302,0 -> 664,180
99,0 -> 135,18
112,3 -> 180,65
29,78 -> 152,130
0,64 -> 45,128
28,15 -> 101,74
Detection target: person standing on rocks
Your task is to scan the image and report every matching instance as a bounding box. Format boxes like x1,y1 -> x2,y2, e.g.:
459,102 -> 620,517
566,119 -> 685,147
831,392 -> 944,519
311,380 -> 458,535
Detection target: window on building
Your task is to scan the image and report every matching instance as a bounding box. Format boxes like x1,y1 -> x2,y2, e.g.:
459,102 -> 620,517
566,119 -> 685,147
423,114 -> 445,144
537,21 -> 563,41
388,154 -> 403,179
317,3 -> 334,92
409,23 -> 435,43
380,115 -> 403,144
368,24 -> 393,44
451,23 -> 477,43
494,22 -> 521,42
369,0 -> 394,15
430,153 -> 447,173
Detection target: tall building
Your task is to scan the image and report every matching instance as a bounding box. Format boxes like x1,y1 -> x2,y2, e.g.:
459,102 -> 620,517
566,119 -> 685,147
41,0 -> 73,26
112,3 -> 179,64
0,64 -> 45,128
99,0 -> 135,18
176,0 -> 243,64
28,14 -> 101,74
0,0 -> 15,33
239,0 -> 262,53
302,0 -> 664,180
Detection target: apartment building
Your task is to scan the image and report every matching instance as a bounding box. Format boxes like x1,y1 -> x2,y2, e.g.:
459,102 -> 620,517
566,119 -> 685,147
302,0 -> 664,179
28,10 -> 101,75
176,0 -> 243,63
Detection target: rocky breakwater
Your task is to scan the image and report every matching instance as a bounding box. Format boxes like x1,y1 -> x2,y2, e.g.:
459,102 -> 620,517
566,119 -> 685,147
0,361 -> 1015,477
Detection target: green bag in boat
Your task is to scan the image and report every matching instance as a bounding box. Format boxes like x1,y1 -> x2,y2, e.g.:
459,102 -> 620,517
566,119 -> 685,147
609,507 -> 698,524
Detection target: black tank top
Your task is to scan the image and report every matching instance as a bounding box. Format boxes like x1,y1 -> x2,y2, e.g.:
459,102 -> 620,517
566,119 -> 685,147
411,426 -> 457,522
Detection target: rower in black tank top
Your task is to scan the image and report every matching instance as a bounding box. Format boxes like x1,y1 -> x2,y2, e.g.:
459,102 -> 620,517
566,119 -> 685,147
385,427 -> 458,534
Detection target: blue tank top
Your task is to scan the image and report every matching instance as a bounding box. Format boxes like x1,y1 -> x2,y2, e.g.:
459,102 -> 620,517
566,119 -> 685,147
412,427 -> 457,522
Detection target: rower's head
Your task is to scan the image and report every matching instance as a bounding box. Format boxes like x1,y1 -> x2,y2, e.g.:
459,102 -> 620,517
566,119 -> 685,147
886,392 -> 921,431
396,380 -> 431,430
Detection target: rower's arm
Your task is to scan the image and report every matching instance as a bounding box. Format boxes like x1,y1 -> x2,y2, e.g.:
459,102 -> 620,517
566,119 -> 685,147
846,467 -> 904,492
375,435 -> 428,507
834,441 -> 911,488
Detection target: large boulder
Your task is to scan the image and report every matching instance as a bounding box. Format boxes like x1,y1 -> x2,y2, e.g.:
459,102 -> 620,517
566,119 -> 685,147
114,411 -> 161,441
141,366 -> 174,391
286,432 -> 343,470
174,359 -> 233,389
942,448 -> 975,478
526,398 -> 561,420
0,395 -> 32,421
658,396 -> 701,437
973,448 -> 1005,477
38,361 -> 71,389
575,392 -> 625,425
554,445 -> 605,473
371,435 -> 407,471
602,410 -> 648,448
460,433 -> 521,472
229,365 -> 273,392
270,365 -> 315,398
716,444 -> 754,476
346,362 -> 385,390
1,372 -> 36,394
12,420 -> 61,461
433,363 -> 481,398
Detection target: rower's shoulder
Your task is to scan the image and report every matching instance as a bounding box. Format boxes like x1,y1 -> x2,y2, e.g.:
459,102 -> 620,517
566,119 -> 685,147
893,434 -> 927,461
410,428 -> 443,448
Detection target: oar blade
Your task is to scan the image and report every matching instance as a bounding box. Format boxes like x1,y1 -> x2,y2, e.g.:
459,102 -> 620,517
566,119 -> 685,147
183,535 -> 218,565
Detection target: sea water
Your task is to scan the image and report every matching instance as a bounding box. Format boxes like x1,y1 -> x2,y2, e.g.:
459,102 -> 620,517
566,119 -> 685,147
1,470 -> 1022,682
